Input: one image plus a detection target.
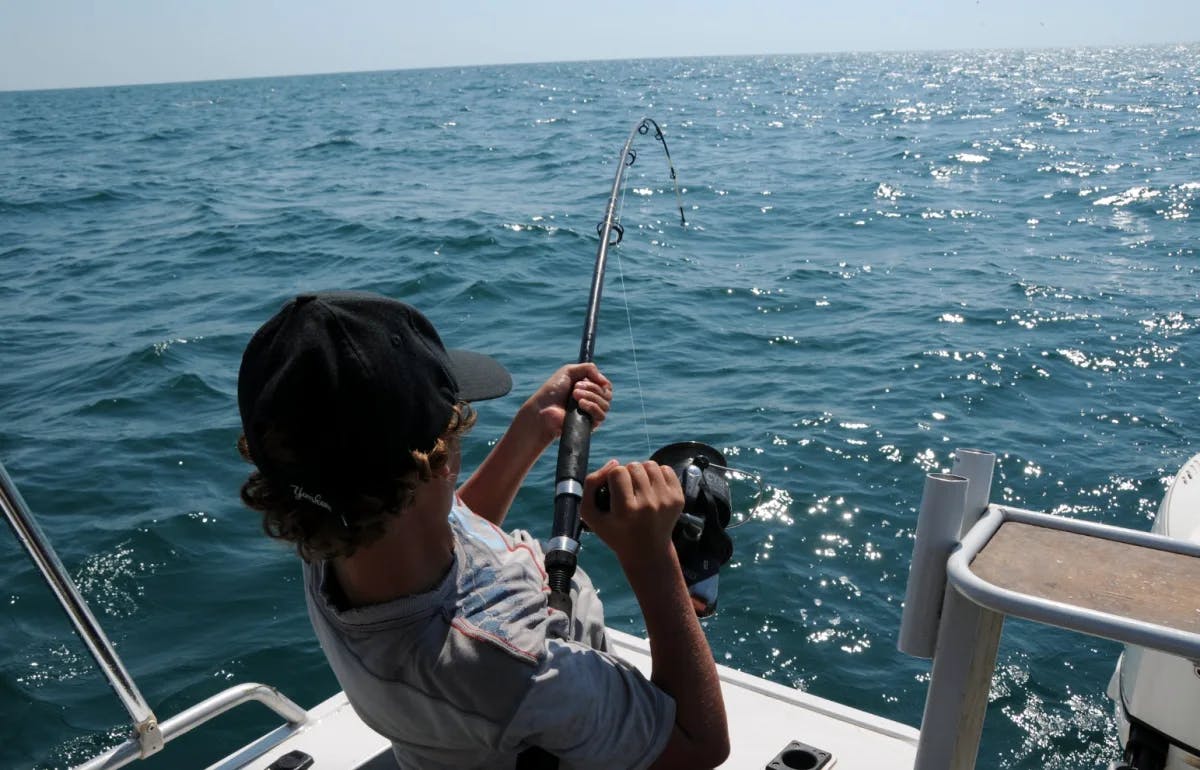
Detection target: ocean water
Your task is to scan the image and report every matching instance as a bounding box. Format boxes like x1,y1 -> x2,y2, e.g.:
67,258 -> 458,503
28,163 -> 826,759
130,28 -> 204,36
1,46 -> 1197,769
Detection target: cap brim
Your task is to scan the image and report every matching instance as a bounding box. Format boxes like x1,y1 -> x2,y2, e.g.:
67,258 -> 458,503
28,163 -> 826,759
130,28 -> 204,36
446,349 -> 513,402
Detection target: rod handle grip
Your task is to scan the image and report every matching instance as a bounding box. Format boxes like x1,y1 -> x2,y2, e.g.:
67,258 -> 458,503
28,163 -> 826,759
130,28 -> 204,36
554,404 -> 593,488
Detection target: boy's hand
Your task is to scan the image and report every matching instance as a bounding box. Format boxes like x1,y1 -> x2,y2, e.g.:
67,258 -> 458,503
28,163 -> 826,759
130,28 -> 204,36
523,362 -> 613,444
580,459 -> 684,566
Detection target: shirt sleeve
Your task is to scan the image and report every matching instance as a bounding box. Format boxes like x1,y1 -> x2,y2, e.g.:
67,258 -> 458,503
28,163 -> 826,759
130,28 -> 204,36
501,638 -> 676,770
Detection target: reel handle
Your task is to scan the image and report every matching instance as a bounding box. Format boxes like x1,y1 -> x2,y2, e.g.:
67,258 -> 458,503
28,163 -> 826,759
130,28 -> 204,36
591,476 -> 703,541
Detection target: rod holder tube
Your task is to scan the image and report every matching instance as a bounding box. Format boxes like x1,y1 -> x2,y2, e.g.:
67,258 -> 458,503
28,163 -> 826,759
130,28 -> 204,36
899,472 -> 969,659
951,449 -> 996,540
0,460 -> 156,731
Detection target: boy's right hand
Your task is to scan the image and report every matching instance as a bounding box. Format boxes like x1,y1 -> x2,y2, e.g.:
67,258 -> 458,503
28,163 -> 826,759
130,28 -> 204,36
580,459 -> 684,566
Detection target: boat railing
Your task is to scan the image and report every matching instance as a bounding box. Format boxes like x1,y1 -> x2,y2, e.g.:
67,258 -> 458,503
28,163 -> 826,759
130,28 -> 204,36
76,683 -> 308,770
0,459 -> 308,770
900,449 -> 1200,770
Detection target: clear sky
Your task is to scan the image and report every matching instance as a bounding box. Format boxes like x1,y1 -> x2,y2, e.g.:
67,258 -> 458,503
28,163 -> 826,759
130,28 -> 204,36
1,0 -> 1197,92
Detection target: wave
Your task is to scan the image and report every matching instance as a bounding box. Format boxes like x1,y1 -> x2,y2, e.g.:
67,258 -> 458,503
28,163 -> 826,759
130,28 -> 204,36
298,135 -> 363,153
0,188 -> 137,214
136,127 -> 195,143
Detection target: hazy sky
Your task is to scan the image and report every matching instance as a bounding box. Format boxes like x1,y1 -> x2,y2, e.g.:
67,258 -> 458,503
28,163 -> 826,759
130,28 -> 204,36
2,0 -> 1197,92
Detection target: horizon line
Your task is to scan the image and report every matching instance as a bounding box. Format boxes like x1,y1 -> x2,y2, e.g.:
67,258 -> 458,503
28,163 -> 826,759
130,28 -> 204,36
3,39 -> 1197,95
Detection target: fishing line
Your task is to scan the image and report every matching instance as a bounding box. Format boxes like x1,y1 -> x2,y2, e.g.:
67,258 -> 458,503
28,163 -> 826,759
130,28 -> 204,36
605,155 -> 769,538
612,173 -> 654,459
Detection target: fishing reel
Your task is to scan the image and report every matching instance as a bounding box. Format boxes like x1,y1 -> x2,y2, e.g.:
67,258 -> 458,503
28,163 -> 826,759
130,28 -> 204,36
595,441 -> 756,618
654,441 -> 737,618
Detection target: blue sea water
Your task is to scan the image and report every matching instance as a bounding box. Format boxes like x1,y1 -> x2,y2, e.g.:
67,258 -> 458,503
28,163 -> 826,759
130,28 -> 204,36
1,46 -> 1198,769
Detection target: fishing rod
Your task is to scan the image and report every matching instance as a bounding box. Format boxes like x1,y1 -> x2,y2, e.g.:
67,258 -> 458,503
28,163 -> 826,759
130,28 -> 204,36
543,117 -> 685,616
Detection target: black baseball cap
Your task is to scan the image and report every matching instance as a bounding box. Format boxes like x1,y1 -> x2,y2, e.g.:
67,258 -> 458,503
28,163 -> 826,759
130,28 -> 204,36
237,291 -> 512,506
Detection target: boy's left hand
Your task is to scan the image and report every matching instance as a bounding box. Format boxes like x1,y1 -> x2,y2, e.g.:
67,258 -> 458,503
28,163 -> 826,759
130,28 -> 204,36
524,362 -> 613,443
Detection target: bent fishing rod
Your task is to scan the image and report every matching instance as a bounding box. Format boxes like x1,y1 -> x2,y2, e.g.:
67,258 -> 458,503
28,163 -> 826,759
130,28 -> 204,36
544,117 -> 685,616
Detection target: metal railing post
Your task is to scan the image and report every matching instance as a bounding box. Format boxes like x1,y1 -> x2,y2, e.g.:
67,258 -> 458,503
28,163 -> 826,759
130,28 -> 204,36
0,460 -> 163,757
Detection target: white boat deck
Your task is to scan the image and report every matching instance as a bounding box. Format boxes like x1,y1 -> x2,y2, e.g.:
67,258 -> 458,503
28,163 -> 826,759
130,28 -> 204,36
211,628 -> 918,770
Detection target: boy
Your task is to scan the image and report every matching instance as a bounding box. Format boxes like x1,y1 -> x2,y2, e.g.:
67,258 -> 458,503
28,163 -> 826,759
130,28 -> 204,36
237,290 -> 728,769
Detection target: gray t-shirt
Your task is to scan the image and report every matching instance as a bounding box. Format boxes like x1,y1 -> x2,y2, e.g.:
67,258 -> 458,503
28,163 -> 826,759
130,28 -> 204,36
303,497 -> 676,770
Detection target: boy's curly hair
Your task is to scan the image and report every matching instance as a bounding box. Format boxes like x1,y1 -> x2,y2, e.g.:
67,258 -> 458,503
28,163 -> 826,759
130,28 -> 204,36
238,402 -> 476,562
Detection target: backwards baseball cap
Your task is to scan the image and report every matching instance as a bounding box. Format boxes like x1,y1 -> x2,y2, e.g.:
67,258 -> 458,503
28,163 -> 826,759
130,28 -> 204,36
237,291 -> 512,507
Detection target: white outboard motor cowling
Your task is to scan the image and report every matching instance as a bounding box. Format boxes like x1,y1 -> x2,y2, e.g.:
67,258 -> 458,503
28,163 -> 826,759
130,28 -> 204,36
1108,453 -> 1200,770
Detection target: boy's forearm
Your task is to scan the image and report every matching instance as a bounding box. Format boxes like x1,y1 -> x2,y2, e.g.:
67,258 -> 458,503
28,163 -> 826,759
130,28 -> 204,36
622,547 -> 729,758
457,404 -> 550,525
